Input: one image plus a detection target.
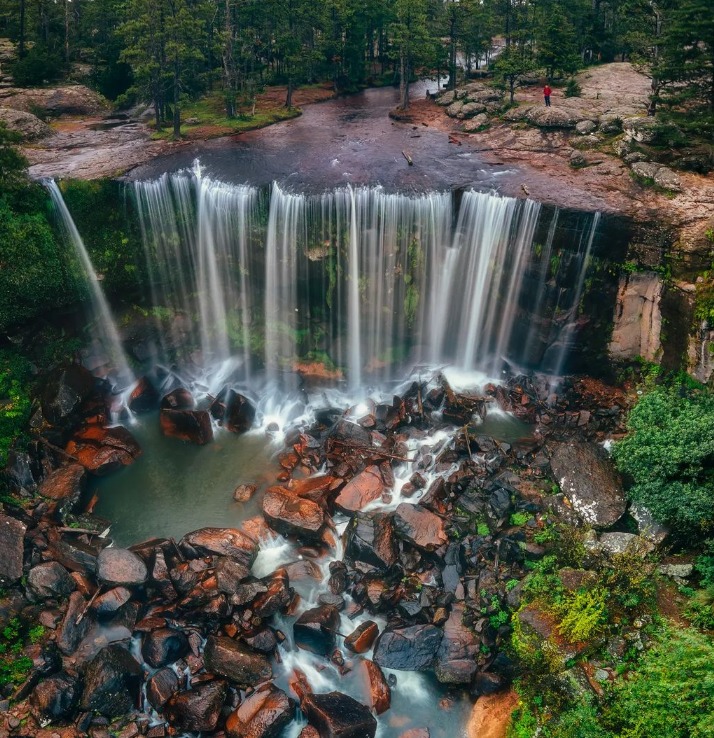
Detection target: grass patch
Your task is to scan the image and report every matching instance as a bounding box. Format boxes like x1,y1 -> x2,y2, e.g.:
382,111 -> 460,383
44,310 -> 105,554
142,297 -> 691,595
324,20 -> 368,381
149,91 -> 302,140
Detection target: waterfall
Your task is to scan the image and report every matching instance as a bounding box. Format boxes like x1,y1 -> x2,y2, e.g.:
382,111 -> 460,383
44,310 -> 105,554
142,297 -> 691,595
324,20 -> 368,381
46,180 -> 134,389
119,165 -> 606,387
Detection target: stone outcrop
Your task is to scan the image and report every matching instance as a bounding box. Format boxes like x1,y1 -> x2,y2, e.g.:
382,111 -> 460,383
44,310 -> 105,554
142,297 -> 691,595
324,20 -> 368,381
0,84 -> 109,116
0,106 -> 52,140
0,514 -> 26,585
609,272 -> 663,362
549,442 -> 627,528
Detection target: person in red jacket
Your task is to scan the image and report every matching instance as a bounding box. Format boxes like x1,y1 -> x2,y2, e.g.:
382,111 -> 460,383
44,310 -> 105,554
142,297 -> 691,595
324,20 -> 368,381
543,83 -> 552,107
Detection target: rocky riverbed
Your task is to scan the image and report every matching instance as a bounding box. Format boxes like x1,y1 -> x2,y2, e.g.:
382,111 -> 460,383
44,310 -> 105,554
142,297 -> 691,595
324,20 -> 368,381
1,358 -> 681,738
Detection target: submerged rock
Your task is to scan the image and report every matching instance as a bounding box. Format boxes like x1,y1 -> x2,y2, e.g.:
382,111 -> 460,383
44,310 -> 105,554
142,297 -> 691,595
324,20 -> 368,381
302,691 -> 377,738
160,408 -> 213,445
549,442 -> 626,529
129,376 -> 159,413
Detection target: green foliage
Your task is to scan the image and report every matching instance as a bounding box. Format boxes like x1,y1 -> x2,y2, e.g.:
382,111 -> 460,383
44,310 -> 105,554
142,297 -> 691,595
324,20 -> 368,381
477,521 -> 490,537
555,587 -> 608,642
0,350 -> 32,468
0,618 -> 35,688
607,626 -> 714,738
683,589 -> 714,630
612,385 -> 714,537
11,45 -> 67,87
564,78 -> 582,98
510,511 -> 531,527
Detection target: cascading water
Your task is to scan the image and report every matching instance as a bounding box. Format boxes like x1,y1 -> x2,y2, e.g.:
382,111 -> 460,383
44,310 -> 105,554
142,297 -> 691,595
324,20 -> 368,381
127,163 -> 601,387
46,180 -> 135,389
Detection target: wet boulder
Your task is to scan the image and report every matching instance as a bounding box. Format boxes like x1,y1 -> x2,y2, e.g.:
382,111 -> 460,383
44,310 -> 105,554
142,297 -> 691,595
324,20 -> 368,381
393,504 -> 447,552
164,680 -> 227,733
549,442 -> 626,529
66,425 -> 142,476
160,409 -> 213,445
30,672 -> 80,720
344,621 -> 380,654
225,684 -> 293,738
215,556 -> 252,594
57,591 -> 93,655
345,513 -> 398,570
92,586 -> 132,615
212,389 -> 256,434
96,547 -> 148,587
302,691 -> 377,738
38,464 -> 86,509
359,660 -> 391,715
147,667 -> 180,710
80,644 -> 143,716
41,364 -> 95,425
204,636 -> 273,686
334,467 -> 386,514
251,571 -> 293,617
161,387 -> 195,409
0,514 -> 26,585
434,604 -> 478,684
294,605 -> 341,656
142,627 -> 190,668
128,376 -> 159,413
290,475 -> 341,504
373,624 -> 443,671
328,418 -> 372,446
262,487 -> 325,540
180,527 -> 258,568
27,561 -> 75,601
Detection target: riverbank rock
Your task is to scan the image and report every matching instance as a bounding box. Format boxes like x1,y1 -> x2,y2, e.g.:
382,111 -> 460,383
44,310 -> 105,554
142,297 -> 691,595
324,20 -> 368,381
302,691 -> 377,738
204,636 -> 273,686
66,425 -> 142,475
263,487 -> 325,540
373,624 -> 443,671
334,466 -> 385,514
225,684 -> 293,738
180,527 -> 258,567
41,364 -> 94,425
344,512 -> 398,570
0,84 -> 109,116
147,668 -> 179,709
142,627 -> 190,667
549,442 -> 626,528
164,680 -> 227,733
0,514 -> 26,585
393,504 -> 447,551
160,408 -> 213,445
434,604 -> 478,684
0,106 -> 52,140
96,547 -> 148,587
27,561 -> 75,601
467,690 -> 519,738
38,463 -> 86,505
80,644 -> 142,716
30,672 -> 80,721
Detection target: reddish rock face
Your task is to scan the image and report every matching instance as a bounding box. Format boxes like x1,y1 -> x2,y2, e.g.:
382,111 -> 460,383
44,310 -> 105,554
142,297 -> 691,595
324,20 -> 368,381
66,425 -> 142,476
359,660 -> 391,715
344,621 -> 380,654
302,691 -> 377,738
160,409 -> 213,445
334,467 -> 385,514
262,487 -> 325,540
163,680 -> 227,733
289,475 -> 341,504
203,636 -> 273,686
224,684 -> 293,738
38,464 -> 87,501
392,504 -> 447,551
180,527 -> 258,568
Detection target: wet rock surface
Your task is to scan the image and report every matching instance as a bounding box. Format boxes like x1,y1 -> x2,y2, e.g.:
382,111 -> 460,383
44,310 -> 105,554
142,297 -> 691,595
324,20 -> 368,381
302,691 -> 378,738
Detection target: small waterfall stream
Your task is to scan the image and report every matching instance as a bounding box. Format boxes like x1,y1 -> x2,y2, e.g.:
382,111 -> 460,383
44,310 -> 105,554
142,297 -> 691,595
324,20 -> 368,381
46,180 -> 135,389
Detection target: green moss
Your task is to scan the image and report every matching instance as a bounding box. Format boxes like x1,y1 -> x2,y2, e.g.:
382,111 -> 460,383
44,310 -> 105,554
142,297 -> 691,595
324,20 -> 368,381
555,587 -> 608,642
0,349 -> 32,468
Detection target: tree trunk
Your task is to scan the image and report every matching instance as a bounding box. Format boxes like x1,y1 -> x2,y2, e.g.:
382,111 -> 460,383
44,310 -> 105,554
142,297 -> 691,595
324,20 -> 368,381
19,0 -> 26,58
399,47 -> 409,110
509,77 -> 515,104
223,0 -> 236,117
64,0 -> 70,63
173,60 -> 181,138
286,72 -> 294,108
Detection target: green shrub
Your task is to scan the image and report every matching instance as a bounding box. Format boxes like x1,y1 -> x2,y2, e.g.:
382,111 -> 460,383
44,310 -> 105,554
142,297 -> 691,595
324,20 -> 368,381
555,587 -> 608,642
606,626 -> 714,738
0,349 -> 32,468
11,46 -> 67,87
564,78 -> 582,98
612,385 -> 714,537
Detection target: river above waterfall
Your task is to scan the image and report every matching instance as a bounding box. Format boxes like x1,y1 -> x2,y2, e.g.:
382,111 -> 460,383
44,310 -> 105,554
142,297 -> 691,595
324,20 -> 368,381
127,84 -> 518,193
